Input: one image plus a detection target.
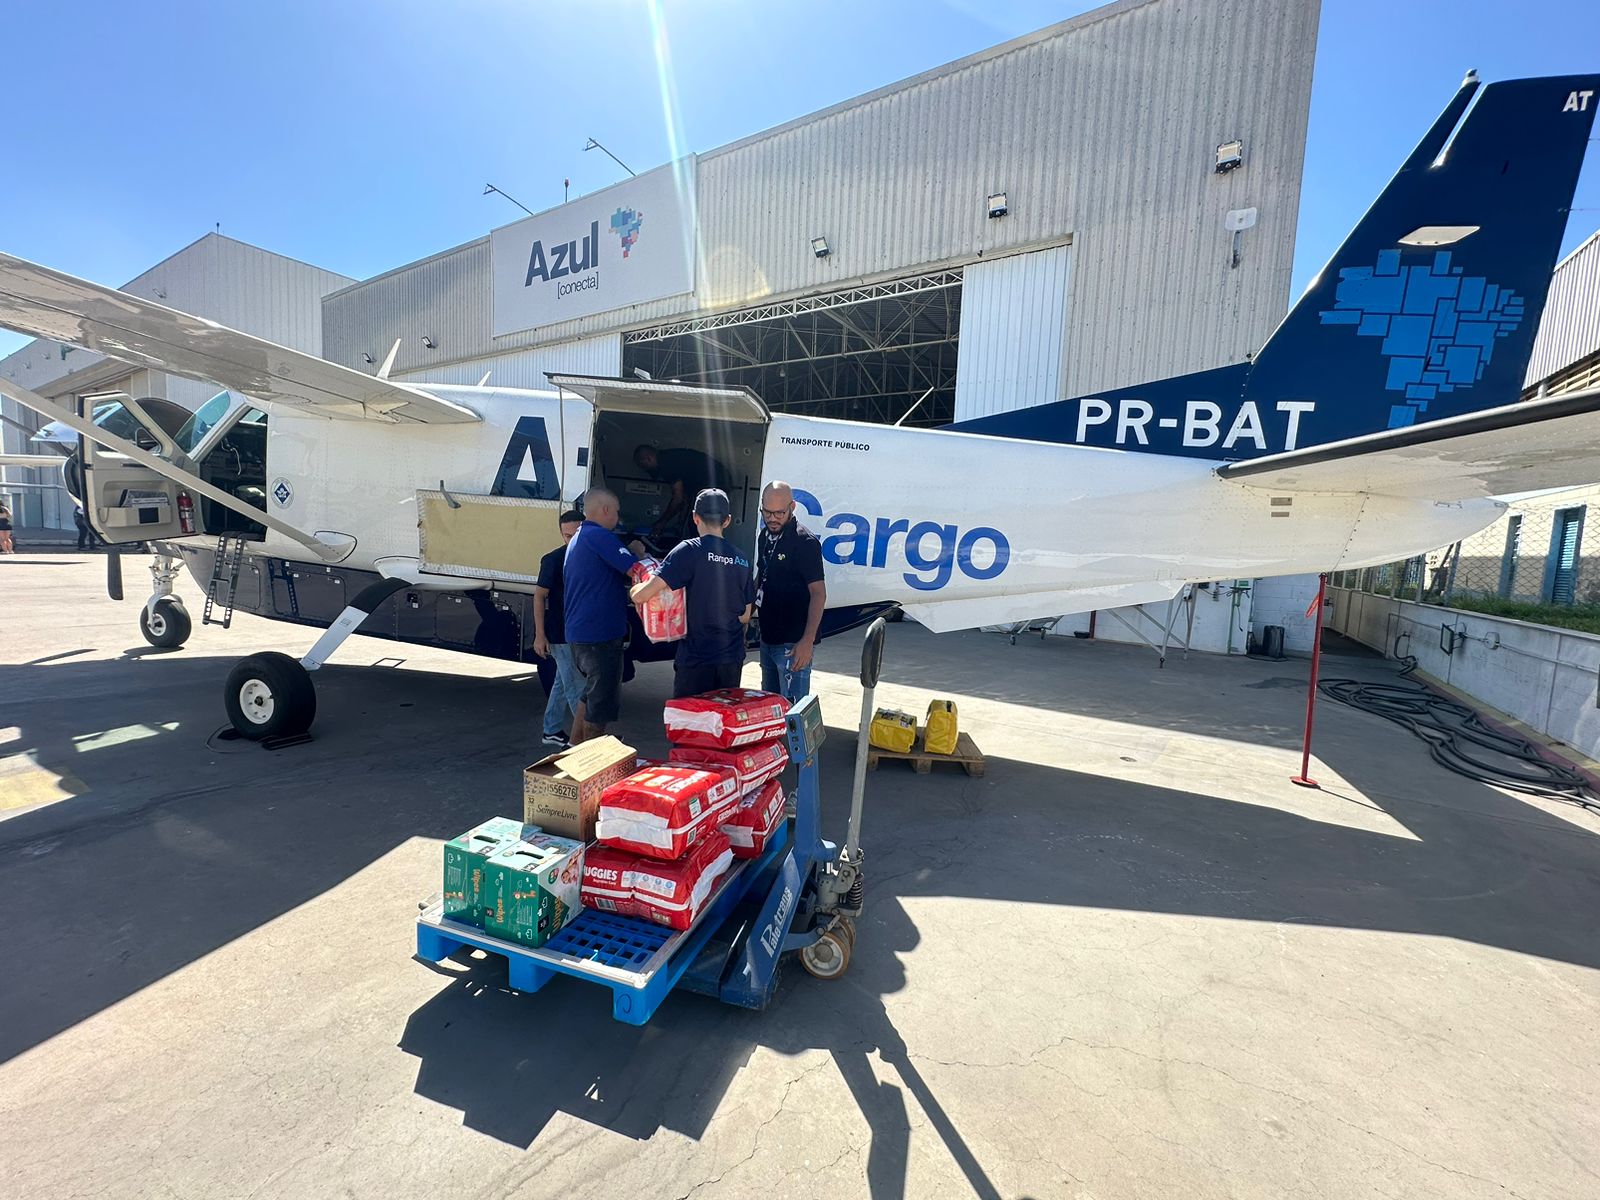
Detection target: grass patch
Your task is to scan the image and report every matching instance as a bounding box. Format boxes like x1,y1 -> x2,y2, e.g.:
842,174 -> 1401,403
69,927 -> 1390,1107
1439,594 -> 1600,635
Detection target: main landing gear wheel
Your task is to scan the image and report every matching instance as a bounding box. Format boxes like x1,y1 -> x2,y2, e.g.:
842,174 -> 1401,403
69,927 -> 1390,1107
224,652 -> 316,740
139,598 -> 191,648
800,928 -> 851,980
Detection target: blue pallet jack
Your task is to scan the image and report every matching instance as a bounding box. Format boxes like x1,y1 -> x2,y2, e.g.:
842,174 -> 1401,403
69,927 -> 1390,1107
415,617 -> 887,1023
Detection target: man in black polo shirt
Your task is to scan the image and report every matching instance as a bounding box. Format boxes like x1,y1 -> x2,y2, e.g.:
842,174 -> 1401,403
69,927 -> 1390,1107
755,480 -> 826,703
630,488 -> 754,698
533,509 -> 584,748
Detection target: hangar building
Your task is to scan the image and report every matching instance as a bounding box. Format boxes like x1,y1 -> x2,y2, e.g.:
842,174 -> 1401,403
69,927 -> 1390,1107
315,0 -> 1322,651
323,0 -> 1318,421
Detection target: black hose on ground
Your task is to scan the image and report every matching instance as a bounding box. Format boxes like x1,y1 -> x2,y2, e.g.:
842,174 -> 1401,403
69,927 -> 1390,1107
1318,646 -> 1599,812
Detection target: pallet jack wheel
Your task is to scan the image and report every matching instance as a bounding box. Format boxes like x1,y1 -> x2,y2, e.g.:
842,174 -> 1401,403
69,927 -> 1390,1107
835,917 -> 856,953
800,928 -> 851,980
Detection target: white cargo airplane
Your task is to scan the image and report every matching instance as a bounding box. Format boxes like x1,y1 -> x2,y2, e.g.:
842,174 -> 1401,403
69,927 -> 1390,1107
2,70 -> 1598,740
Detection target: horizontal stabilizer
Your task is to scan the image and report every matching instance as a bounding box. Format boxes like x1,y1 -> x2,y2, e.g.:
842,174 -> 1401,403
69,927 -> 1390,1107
1216,386 -> 1600,498
0,253 -> 479,425
902,580 -> 1185,633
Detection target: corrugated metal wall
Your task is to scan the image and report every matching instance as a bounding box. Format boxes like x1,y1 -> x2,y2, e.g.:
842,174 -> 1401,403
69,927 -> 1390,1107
393,334 -> 620,388
1526,231 -> 1600,390
322,0 -> 1318,401
954,246 -> 1072,421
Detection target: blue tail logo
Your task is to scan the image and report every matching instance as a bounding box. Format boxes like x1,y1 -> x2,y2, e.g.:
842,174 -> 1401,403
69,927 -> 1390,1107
1318,249 -> 1524,428
947,72 -> 1599,457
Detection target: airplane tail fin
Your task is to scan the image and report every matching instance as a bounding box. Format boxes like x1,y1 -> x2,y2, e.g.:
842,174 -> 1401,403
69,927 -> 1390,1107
1244,72 -> 1600,447
947,73 -> 1600,459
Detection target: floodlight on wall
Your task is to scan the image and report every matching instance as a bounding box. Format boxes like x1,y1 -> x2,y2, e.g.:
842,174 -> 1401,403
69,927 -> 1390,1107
810,236 -> 830,259
1215,140 -> 1244,174
362,352 -> 375,364
987,192 -> 1008,218
421,336 -> 437,350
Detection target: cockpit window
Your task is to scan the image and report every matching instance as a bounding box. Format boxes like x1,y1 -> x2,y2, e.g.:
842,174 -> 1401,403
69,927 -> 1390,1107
172,392 -> 234,455
93,402 -> 142,441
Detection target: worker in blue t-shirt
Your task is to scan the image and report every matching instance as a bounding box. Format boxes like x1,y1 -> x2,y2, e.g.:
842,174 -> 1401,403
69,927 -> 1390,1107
564,487 -> 646,743
630,488 -> 754,698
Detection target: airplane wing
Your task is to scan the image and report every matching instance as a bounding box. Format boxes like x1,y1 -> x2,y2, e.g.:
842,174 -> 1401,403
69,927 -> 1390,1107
1216,386 -> 1600,499
0,253 -> 479,425
0,453 -> 65,467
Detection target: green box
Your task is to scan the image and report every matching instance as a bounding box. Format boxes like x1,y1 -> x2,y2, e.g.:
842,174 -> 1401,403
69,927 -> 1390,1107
481,833 -> 586,948
443,817 -> 540,927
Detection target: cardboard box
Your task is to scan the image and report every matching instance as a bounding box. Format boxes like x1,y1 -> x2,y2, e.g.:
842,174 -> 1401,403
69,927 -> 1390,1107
442,817 -> 540,927
524,735 -> 636,840
481,833 -> 586,948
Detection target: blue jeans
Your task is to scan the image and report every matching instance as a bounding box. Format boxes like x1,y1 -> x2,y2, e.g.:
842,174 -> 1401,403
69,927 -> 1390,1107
759,641 -> 812,704
542,643 -> 583,736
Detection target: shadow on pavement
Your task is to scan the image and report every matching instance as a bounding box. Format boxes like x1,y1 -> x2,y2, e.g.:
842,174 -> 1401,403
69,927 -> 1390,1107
4,625 -> 1600,1195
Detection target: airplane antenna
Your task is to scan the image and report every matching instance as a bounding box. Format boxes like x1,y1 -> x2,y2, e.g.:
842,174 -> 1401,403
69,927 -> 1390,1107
476,370 -> 492,387
375,339 -> 402,380
482,183 -> 534,217
583,138 -> 636,177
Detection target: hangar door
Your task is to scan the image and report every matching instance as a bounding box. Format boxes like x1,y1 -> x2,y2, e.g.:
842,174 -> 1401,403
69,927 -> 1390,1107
622,271 -> 961,427
951,245 -> 1072,423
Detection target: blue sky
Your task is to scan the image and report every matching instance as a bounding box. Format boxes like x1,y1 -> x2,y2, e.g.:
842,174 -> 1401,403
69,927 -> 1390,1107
0,0 -> 1595,358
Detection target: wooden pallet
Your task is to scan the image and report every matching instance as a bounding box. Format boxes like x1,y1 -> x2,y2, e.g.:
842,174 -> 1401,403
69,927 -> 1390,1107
866,731 -> 986,777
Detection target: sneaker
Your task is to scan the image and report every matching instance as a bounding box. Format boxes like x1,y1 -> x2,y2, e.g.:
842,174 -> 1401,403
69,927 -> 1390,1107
542,732 -> 571,749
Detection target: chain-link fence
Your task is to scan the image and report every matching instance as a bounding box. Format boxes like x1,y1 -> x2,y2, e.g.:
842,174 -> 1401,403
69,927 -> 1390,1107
1332,487 -> 1600,608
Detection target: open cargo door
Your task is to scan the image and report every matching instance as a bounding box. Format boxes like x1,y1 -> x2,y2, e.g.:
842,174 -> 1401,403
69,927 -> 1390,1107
545,374 -> 770,424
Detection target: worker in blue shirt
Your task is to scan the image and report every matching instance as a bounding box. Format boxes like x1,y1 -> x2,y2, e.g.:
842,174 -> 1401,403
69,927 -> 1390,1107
564,487 -> 645,743
630,488 -> 754,698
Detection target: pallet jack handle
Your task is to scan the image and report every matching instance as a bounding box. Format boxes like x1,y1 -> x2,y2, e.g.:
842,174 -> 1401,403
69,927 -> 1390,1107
846,617 -> 888,860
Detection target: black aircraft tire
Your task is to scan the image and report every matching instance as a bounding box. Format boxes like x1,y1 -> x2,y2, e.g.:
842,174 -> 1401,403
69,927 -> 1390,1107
139,598 -> 191,648
224,652 -> 316,740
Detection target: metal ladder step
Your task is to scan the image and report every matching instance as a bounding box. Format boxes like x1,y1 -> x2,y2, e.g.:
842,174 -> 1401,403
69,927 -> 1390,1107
202,533 -> 248,628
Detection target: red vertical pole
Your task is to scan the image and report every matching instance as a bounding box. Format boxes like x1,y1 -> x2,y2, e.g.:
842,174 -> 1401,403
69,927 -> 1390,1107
1290,572 -> 1329,789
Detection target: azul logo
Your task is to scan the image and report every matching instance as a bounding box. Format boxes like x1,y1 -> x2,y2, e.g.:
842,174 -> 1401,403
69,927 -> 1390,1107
524,221 -> 600,286
609,207 -> 643,257
271,477 -> 292,507
1318,249 -> 1523,427
793,489 -> 1009,592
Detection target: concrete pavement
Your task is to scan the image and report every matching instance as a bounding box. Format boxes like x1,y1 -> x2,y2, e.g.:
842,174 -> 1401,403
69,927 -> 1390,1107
2,553 -> 1599,1198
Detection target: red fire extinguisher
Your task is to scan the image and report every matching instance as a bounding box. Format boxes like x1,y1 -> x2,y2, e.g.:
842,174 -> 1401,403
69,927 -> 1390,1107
177,492 -> 195,534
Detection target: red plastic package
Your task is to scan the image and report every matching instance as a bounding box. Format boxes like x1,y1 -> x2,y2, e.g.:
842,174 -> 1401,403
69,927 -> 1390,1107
595,765 -> 740,860
668,738 -> 788,796
580,833 -> 735,930
664,688 -> 788,749
720,777 -> 786,859
629,557 -> 687,644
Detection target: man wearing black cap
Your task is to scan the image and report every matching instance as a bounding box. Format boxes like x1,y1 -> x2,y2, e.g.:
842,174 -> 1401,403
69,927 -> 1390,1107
630,488 -> 754,698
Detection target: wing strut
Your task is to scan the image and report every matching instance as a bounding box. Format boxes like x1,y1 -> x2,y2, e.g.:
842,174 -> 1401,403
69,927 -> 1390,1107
0,377 -> 346,562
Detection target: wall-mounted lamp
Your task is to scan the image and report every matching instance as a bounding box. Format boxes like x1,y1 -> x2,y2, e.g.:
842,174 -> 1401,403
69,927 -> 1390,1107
362,352 -> 375,364
810,236 -> 830,259
1215,140 -> 1244,174
421,336 -> 437,350
987,192 -> 1009,219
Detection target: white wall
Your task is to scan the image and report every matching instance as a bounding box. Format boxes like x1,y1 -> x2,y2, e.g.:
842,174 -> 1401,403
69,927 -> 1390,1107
1048,581 -> 1254,655
954,246 -> 1071,421
1329,586 -> 1600,760
1249,573 -> 1321,653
